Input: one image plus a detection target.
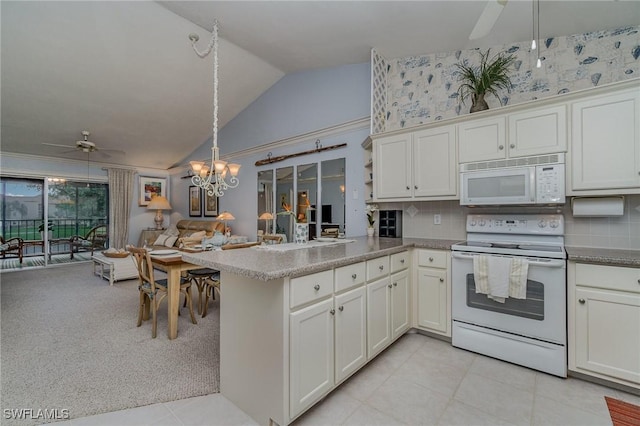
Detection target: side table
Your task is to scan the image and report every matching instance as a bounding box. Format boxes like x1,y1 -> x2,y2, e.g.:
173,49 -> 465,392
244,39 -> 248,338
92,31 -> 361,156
92,253 -> 138,285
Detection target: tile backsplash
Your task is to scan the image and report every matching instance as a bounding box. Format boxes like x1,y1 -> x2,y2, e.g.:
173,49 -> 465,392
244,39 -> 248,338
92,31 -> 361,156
393,194 -> 640,250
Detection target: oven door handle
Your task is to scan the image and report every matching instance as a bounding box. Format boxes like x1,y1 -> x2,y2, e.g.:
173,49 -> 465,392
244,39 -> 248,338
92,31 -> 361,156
451,251 -> 566,268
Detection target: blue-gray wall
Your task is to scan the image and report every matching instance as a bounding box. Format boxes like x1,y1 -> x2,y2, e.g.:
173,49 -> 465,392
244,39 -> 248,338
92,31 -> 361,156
173,62 -> 372,238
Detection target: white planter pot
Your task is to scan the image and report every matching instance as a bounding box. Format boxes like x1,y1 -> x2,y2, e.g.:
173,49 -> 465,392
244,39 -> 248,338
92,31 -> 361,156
367,227 -> 375,237
294,223 -> 308,244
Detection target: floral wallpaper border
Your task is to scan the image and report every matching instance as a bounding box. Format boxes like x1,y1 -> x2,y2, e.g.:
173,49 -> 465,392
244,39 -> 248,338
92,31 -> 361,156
384,25 -> 640,131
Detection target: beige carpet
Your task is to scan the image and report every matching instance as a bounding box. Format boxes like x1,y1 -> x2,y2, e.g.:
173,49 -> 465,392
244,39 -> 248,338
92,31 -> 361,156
0,263 -> 219,425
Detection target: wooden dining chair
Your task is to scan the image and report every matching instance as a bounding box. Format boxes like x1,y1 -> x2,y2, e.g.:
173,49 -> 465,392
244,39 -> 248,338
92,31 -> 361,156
128,246 -> 197,338
185,268 -> 221,318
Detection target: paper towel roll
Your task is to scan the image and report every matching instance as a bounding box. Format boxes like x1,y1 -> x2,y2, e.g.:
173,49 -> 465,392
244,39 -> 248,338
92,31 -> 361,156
571,196 -> 624,217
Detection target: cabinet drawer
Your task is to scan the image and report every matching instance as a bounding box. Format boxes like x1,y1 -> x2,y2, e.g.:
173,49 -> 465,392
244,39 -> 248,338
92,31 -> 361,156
366,256 -> 389,282
390,251 -> 410,273
575,263 -> 640,294
290,270 -> 334,309
417,249 -> 447,268
335,262 -> 366,293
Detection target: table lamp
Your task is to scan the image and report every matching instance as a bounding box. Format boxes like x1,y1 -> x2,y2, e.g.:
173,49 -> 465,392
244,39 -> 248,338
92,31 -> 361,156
217,211 -> 235,237
259,212 -> 274,234
147,196 -> 172,230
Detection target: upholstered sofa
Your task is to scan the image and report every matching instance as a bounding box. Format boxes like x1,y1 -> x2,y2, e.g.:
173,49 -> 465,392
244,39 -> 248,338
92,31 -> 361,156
149,219 -> 225,249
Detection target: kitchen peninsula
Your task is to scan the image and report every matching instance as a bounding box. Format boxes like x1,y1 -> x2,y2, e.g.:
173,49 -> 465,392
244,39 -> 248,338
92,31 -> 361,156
182,237 -> 457,426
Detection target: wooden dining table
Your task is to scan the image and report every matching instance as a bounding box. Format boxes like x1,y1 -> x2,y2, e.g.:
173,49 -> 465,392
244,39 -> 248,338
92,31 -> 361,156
149,251 -> 201,339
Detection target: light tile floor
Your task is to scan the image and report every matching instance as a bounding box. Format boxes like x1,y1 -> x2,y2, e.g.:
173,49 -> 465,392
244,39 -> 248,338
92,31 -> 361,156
54,332 -> 639,426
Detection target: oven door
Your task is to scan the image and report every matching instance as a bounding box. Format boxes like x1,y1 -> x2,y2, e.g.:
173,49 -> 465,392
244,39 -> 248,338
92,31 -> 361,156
451,251 -> 566,344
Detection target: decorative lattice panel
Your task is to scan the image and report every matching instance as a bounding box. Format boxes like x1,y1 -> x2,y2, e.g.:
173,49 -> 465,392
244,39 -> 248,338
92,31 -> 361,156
371,48 -> 387,135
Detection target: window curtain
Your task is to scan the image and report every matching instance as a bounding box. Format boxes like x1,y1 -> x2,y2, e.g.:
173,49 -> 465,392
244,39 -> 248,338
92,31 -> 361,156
107,168 -> 136,249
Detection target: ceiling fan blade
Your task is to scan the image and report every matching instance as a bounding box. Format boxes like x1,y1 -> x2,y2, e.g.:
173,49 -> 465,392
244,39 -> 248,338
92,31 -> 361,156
42,142 -> 76,149
469,0 -> 508,40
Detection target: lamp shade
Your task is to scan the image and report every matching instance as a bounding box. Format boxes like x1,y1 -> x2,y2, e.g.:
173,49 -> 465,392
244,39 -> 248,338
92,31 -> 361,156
147,196 -> 172,210
259,212 -> 274,220
217,211 -> 235,221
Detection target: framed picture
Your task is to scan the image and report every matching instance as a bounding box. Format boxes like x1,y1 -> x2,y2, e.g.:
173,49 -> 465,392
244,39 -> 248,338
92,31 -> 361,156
139,176 -> 167,206
189,186 -> 202,217
204,192 -> 218,217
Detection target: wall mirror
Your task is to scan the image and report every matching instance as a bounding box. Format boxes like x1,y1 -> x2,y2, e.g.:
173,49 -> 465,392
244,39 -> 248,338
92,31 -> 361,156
258,158 -> 345,242
320,158 -> 345,237
296,163 -> 317,237
275,166 -> 294,242
257,169 -> 273,235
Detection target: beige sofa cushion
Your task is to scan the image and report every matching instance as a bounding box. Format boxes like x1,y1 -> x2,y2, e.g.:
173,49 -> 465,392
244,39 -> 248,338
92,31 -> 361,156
147,220 -> 224,249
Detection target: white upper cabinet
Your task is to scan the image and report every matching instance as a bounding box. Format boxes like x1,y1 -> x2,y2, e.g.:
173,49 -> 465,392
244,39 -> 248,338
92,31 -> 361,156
508,105 -> 567,157
412,127 -> 458,198
458,116 -> 507,163
570,87 -> 640,194
374,125 -> 457,201
458,106 -> 567,163
374,133 -> 412,199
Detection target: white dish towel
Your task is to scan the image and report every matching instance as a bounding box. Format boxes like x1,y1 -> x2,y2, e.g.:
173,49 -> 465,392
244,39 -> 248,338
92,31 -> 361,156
509,258 -> 529,299
473,255 -> 528,303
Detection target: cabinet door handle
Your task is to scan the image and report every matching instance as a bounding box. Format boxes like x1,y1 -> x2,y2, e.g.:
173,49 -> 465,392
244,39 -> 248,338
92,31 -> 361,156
429,257 -> 434,262
379,265 -> 384,271
400,259 -> 405,264
499,145 -> 504,150
406,186 -> 410,190
330,308 -> 335,315
338,306 -> 344,312
414,185 -> 418,190
351,273 -> 357,279
637,279 -> 640,285
578,298 -> 585,304
314,284 -> 320,291
393,282 -> 398,287
439,278 -> 444,282
510,144 -> 515,149
388,284 -> 393,288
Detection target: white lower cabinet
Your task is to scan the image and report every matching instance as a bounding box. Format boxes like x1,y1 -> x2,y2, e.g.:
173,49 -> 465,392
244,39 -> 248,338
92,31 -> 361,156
290,253 -> 412,421
391,270 -> 410,339
367,276 -> 392,358
568,262 -> 640,389
334,286 -> 367,383
414,249 -> 451,337
290,298 -> 335,418
366,269 -> 411,359
417,267 -> 448,334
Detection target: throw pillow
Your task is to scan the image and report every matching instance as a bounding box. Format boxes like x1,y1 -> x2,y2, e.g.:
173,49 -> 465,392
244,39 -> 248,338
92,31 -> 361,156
153,234 -> 178,247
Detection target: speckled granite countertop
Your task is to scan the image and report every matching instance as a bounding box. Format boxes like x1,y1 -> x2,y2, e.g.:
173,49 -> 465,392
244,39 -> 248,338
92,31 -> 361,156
182,237 -> 460,281
565,246 -> 640,268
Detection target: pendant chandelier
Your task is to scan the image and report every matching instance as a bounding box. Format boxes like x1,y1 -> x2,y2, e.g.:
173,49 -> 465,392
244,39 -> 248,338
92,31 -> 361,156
188,20 -> 241,197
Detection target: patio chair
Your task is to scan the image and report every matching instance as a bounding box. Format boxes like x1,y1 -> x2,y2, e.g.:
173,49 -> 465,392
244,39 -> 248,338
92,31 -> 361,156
0,236 -> 24,264
128,246 -> 197,338
69,225 -> 108,259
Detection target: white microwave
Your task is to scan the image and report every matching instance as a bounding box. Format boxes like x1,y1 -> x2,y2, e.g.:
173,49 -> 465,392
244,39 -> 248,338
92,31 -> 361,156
460,154 -> 565,206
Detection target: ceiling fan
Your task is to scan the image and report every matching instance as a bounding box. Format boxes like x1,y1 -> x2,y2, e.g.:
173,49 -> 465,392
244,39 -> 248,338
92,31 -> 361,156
42,130 -> 124,157
469,0 -> 508,40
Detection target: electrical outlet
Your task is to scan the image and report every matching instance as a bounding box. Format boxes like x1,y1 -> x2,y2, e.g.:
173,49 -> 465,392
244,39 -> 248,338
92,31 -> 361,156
434,214 -> 441,225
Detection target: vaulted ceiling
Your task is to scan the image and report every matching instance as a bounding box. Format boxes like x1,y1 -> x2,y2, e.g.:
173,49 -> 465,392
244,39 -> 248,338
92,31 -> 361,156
2,1 -> 639,170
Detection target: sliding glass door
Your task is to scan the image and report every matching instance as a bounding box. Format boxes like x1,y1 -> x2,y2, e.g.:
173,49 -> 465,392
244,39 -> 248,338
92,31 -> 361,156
47,180 -> 109,257
0,177 -> 108,267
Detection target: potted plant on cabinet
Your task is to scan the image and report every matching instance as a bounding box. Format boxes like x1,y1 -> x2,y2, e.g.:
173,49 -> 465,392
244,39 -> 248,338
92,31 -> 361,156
455,49 -> 516,113
366,204 -> 378,237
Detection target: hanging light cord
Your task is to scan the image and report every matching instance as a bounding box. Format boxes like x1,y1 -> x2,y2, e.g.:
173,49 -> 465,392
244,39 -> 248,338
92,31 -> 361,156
536,0 -> 542,68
